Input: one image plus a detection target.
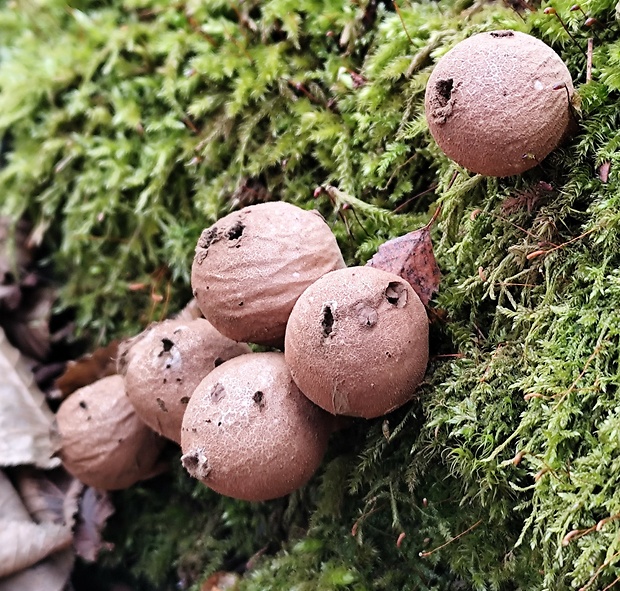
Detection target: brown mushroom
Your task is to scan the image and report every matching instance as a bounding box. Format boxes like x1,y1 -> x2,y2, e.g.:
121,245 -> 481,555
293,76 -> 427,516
425,30 -> 574,177
284,266 -> 429,418
56,375 -> 164,490
180,352 -> 332,501
118,318 -> 251,443
191,202 -> 345,346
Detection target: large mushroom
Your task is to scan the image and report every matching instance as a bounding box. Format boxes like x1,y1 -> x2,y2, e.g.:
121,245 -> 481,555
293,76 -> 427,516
191,201 -> 345,346
118,318 -> 251,443
284,266 -> 429,418
180,352 -> 332,501
424,30 -> 574,177
56,375 -> 164,490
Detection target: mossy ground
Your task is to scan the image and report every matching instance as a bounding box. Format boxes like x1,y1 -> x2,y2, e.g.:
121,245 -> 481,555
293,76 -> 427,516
2,0 -> 620,589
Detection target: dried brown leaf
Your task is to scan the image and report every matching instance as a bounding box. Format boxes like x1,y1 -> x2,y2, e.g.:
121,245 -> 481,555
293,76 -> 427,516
0,473 -> 72,578
54,340 -> 120,398
367,225 -> 441,307
0,328 -> 60,469
74,487 -> 115,562
201,572 -> 240,591
0,548 -> 73,591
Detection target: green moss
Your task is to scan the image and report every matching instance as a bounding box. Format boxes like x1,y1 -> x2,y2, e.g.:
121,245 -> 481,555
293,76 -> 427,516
3,0 -> 620,589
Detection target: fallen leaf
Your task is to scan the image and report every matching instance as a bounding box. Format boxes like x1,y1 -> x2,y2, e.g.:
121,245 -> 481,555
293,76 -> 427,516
0,472 -> 72,579
0,327 -> 60,469
366,220 -> 441,307
54,339 -> 120,398
74,486 -> 115,561
599,161 -> 611,183
201,572 -> 240,591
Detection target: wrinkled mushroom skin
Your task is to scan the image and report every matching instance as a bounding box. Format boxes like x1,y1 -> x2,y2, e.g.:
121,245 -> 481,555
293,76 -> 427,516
56,375 -> 164,490
191,202 -> 345,346
425,30 -> 574,177
284,267 -> 429,419
180,353 -> 332,501
118,318 -> 251,443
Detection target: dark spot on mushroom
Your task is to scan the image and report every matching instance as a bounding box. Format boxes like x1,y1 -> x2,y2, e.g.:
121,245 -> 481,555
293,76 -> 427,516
161,338 -> 174,352
79,401 -> 87,409
211,383 -> 226,403
217,421 -> 222,427
163,378 -> 167,384
214,357 -> 224,368
253,390 -> 265,409
204,418 -> 211,423
435,78 -> 454,107
238,301 -> 244,306
176,377 -> 182,383
490,30 -> 514,37
165,363 -> 171,369
385,282 -> 408,308
321,304 -> 334,337
386,352 -> 392,358
156,397 -> 168,412
87,416 -> 91,421
226,221 -> 244,241
180,396 -> 190,405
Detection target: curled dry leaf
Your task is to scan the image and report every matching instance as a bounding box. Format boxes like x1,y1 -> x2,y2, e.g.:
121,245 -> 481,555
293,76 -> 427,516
0,327 -> 60,469
366,218 -> 441,307
0,472 -> 73,580
54,339 -> 119,398
74,486 -> 115,561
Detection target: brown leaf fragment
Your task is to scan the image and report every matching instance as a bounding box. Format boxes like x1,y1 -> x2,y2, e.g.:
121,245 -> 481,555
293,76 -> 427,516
0,472 -> 72,579
54,340 -> 120,398
0,328 -> 60,469
73,486 -> 115,562
599,161 -> 611,183
201,572 -> 240,591
0,548 -> 73,591
367,226 -> 441,307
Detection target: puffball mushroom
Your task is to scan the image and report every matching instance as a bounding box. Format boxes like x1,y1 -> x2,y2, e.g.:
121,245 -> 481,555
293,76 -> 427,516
425,30 -> 574,177
118,318 -> 251,443
56,375 -> 164,490
284,266 -> 429,419
191,201 -> 345,346
180,352 -> 332,501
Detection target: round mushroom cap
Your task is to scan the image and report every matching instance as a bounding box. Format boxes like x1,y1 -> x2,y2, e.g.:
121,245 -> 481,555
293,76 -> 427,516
180,352 -> 332,501
118,318 -> 251,443
191,202 -> 345,346
424,30 -> 574,177
284,266 -> 429,419
56,375 -> 164,490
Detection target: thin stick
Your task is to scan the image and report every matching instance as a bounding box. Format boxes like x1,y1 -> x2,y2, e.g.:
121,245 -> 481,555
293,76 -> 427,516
579,552 -> 620,591
602,576 -> 620,591
419,520 -> 483,558
526,227 -> 596,260
392,183 -> 437,213
587,37 -> 593,82
393,1 -> 414,46
544,8 -> 588,59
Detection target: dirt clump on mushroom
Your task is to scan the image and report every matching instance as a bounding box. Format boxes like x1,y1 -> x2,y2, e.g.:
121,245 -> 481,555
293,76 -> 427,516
425,30 -> 574,177
56,375 -> 164,490
180,352 -> 332,501
191,201 -> 345,346
284,266 -> 429,419
118,318 -> 251,443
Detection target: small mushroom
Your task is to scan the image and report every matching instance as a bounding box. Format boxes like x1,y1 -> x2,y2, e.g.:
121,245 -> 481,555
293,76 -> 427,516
284,266 -> 429,419
56,375 -> 164,490
191,201 -> 345,346
118,318 -> 251,443
424,30 -> 574,177
180,352 -> 332,501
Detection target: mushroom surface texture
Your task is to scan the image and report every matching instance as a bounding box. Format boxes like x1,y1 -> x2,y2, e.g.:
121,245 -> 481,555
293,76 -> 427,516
118,318 -> 251,443
56,375 -> 164,490
424,30 -> 574,177
191,201 -> 345,346
284,266 -> 429,419
180,352 -> 332,501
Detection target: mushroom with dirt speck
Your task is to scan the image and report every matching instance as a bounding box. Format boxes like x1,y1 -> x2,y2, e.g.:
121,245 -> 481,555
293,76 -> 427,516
191,201 -> 345,346
118,318 -> 251,443
56,374 -> 164,490
180,352 -> 332,501
424,30 -> 574,177
284,266 -> 429,419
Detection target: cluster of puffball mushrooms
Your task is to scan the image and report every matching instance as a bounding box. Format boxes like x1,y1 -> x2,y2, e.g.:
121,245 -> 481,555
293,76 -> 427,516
54,31 -> 573,501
